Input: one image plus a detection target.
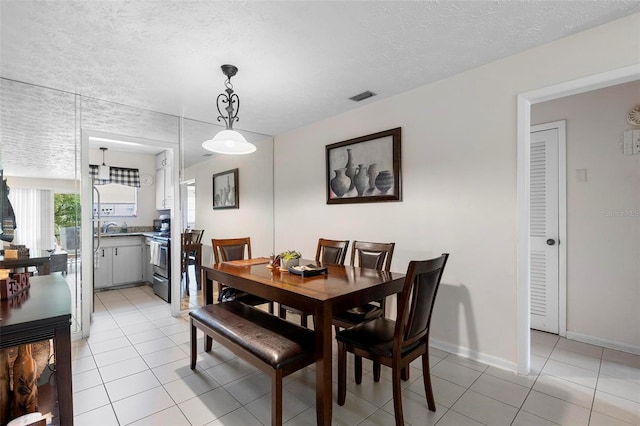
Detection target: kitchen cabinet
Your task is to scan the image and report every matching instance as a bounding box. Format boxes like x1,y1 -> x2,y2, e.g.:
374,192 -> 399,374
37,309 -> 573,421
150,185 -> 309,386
94,237 -> 143,289
143,239 -> 154,284
155,150 -> 173,210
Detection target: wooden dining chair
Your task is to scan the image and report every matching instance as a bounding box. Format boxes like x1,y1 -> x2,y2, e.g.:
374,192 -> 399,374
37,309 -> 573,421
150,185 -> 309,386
181,229 -> 205,296
188,229 -> 204,243
333,241 -> 395,382
336,253 -> 449,426
212,237 -> 274,314
315,238 -> 349,265
278,238 -> 349,327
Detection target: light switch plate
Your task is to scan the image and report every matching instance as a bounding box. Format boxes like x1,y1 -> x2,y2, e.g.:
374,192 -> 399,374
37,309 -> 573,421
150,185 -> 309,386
633,129 -> 640,154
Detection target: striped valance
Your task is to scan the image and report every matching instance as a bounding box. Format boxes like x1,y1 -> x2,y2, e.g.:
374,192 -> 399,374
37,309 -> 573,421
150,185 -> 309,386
89,165 -> 140,187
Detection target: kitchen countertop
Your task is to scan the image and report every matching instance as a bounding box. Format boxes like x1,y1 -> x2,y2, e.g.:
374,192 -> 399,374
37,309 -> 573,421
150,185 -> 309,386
94,232 -> 171,240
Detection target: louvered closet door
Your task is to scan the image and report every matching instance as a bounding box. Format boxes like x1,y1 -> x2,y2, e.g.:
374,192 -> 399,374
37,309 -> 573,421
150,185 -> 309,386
530,127 -> 559,333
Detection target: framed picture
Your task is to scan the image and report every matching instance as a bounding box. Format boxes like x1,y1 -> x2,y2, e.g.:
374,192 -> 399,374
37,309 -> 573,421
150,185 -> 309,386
212,168 -> 239,209
326,127 -> 401,204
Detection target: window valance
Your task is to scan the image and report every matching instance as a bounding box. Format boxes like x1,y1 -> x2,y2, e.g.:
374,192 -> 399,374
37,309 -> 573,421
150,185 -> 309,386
89,165 -> 140,187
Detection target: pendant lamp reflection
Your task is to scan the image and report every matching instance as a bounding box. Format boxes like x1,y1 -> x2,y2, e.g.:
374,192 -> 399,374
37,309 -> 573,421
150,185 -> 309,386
202,64 -> 257,155
98,147 -> 110,180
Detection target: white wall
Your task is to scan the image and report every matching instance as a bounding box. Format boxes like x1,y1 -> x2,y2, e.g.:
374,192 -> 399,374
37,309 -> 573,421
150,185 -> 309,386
532,81 -> 640,350
274,14 -> 640,368
184,137 -> 274,264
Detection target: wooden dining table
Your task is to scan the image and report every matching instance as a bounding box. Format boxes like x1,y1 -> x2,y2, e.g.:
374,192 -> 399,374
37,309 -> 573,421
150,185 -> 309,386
201,259 -> 405,425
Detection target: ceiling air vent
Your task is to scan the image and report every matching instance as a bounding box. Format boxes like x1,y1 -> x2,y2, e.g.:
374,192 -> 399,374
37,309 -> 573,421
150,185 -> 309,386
349,91 -> 377,102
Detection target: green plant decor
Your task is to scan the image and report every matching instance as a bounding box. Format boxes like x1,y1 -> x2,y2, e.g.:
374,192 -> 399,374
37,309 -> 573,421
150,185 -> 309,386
279,250 -> 301,260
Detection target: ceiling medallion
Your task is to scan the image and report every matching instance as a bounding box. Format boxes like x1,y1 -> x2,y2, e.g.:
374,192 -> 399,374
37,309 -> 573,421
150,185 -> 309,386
202,65 -> 257,155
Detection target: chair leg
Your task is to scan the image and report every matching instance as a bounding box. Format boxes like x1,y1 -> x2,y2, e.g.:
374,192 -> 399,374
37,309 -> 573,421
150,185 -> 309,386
337,342 -> 347,406
402,366 -> 410,381
185,264 -> 190,293
268,301 -> 274,315
272,370 -> 283,426
301,313 -> 308,328
421,353 -> 436,411
278,305 -> 287,319
205,335 -> 212,352
391,364 -> 405,426
373,361 -> 381,382
190,321 -> 197,369
354,355 -> 362,384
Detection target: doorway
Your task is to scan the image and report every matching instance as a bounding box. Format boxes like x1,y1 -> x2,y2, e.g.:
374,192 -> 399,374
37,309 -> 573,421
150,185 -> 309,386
516,64 -> 640,374
80,130 -> 180,336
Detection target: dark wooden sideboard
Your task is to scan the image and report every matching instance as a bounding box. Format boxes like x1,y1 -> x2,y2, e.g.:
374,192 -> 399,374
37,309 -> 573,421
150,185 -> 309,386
0,273 -> 73,425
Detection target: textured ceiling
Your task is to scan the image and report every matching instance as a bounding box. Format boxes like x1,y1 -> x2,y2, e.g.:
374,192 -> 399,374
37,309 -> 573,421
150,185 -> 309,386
1,0 -> 639,179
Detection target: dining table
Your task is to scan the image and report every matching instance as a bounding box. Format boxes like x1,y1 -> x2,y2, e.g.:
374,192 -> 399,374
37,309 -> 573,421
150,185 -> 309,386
201,258 -> 405,425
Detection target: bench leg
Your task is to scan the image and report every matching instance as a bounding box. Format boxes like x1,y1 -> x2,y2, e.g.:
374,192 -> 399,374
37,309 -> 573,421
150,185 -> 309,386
272,370 -> 283,426
190,320 -> 197,369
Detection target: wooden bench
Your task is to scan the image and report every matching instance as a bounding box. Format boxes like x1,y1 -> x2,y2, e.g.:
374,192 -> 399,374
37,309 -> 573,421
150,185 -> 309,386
190,301 -> 316,426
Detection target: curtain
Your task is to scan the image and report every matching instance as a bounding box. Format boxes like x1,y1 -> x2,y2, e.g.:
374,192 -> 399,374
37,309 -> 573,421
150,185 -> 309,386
8,187 -> 54,250
89,165 -> 140,187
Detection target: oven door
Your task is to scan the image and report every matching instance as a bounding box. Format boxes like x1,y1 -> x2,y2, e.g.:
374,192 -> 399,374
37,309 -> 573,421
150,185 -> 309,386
153,243 -> 169,278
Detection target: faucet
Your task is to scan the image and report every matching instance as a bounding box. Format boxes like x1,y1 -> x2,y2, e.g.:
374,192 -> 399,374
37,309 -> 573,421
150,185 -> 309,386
102,222 -> 118,234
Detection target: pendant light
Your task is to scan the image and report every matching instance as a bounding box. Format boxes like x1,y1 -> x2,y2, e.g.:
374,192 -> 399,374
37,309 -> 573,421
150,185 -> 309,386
98,147 -> 110,180
202,64 -> 257,155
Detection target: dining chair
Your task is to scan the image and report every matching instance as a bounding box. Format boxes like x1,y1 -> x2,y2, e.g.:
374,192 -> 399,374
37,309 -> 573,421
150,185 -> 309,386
188,229 -> 205,244
333,241 -> 395,382
315,237 -> 349,265
212,237 -> 274,314
181,230 -> 205,296
336,253 -> 449,426
278,238 -> 349,327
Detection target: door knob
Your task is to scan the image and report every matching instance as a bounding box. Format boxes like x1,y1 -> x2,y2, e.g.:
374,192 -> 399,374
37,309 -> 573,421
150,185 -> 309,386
546,239 -> 556,246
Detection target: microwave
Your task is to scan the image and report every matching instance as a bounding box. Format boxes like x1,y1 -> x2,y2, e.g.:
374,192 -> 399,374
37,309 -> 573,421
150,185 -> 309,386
153,218 -> 170,232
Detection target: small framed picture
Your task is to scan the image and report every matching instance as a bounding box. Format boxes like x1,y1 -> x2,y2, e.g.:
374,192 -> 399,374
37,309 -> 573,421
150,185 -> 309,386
212,168 -> 239,209
326,127 -> 401,204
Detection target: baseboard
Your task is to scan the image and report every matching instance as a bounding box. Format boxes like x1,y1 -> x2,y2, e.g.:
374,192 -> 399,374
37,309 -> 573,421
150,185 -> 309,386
430,338 -> 518,373
566,331 -> 640,355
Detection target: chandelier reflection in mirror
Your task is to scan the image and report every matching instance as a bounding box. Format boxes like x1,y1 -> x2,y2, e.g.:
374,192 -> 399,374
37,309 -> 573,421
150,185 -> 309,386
202,64 -> 257,155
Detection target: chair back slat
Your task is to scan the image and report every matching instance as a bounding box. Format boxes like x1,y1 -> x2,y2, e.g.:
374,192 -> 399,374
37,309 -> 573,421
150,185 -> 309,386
212,237 -> 251,263
350,241 -> 395,272
396,254 -> 449,349
315,238 -> 349,265
182,229 -> 205,245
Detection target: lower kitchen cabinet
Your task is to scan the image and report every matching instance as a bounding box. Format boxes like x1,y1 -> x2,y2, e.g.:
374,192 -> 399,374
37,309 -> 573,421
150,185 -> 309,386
94,237 -> 143,289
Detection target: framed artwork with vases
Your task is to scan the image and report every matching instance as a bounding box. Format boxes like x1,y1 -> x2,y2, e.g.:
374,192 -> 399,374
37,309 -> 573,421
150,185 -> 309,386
326,127 -> 401,204
212,168 -> 239,209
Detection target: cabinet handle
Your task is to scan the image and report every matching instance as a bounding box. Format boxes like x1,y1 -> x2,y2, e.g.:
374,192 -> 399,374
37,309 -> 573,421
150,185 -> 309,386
101,249 -> 104,257
115,248 -> 118,256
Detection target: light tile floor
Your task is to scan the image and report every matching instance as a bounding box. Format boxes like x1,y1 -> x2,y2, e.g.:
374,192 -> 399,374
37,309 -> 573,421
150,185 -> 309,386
71,285 -> 640,425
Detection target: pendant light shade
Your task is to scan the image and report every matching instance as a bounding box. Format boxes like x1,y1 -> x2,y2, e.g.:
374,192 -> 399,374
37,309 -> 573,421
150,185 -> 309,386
98,147 -> 110,180
202,130 -> 256,155
202,64 -> 257,155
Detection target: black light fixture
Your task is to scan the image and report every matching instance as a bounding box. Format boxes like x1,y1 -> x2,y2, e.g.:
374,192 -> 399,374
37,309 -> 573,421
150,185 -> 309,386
98,147 -> 110,180
202,64 -> 257,155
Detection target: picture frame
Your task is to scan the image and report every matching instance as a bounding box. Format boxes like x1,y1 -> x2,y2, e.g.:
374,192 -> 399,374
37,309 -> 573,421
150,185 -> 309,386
212,168 -> 239,209
326,127 -> 401,204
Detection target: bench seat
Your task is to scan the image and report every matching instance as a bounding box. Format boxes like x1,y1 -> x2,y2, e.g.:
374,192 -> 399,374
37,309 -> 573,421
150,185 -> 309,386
190,301 -> 316,425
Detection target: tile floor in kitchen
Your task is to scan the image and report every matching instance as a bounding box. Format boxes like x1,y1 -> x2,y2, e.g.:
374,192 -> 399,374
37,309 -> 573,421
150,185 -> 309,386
72,284 -> 640,425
